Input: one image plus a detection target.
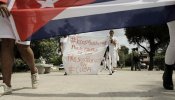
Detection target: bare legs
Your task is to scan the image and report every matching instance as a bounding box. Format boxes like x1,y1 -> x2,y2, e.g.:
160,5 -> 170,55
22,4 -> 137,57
16,44 -> 37,74
1,39 -> 14,87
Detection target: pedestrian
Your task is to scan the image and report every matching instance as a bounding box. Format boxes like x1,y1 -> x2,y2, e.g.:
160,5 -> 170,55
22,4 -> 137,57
108,29 -> 118,73
132,48 -> 141,71
163,20 -> 175,90
100,46 -> 113,75
16,42 -> 39,89
60,35 -> 68,75
0,0 -> 38,96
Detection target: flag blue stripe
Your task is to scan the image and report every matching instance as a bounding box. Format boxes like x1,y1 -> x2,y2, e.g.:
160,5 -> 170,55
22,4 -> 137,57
29,5 -> 175,40
93,0 -> 115,3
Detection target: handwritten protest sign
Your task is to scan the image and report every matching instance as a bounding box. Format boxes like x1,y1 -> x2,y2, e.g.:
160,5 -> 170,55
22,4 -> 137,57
63,34 -> 108,74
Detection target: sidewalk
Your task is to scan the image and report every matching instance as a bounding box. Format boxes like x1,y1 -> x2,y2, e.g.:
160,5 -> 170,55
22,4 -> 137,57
0,70 -> 175,100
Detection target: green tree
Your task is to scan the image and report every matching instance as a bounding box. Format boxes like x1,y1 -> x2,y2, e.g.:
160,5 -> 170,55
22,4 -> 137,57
125,24 -> 169,70
120,45 -> 129,55
154,52 -> 165,70
118,45 -> 129,67
124,53 -> 132,67
31,38 -> 62,65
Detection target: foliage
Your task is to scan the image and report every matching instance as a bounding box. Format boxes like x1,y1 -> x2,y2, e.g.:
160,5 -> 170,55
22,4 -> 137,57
120,45 -> 129,55
118,45 -> 129,66
124,53 -> 132,66
31,38 -> 62,65
125,24 -> 169,70
13,59 -> 29,72
125,24 -> 169,47
49,55 -> 62,65
118,50 -> 125,66
154,53 -> 165,70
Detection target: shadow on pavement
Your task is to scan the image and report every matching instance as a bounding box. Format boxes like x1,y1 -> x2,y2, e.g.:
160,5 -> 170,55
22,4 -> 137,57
12,87 -> 34,92
11,87 -> 175,98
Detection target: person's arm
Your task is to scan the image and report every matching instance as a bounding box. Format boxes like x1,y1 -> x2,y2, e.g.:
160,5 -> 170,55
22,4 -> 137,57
115,39 -> 120,48
60,43 -> 64,53
60,38 -> 64,53
112,40 -> 116,45
0,0 -> 10,17
111,37 -> 117,46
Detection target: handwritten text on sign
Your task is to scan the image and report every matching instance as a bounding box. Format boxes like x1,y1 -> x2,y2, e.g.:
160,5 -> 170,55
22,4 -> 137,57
63,34 -> 108,74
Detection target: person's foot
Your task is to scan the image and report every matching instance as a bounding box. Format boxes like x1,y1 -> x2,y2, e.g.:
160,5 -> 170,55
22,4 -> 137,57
112,70 -> 115,73
0,83 -> 12,96
64,72 -> 67,75
163,74 -> 174,90
31,72 -> 39,89
0,75 -> 2,80
109,73 -> 112,75
163,64 -> 174,90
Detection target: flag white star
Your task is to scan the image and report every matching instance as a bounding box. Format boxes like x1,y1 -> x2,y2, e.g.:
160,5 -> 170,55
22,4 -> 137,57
36,0 -> 59,8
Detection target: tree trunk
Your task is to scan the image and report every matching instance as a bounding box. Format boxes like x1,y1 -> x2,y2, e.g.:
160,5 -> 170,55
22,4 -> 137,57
148,52 -> 154,70
148,37 -> 156,71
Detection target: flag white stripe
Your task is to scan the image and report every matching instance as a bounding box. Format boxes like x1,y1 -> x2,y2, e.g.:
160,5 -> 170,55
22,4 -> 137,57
53,0 -> 175,20
8,0 -> 15,11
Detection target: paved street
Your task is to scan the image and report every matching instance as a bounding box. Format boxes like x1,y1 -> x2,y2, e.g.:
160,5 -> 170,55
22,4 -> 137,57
0,69 -> 175,100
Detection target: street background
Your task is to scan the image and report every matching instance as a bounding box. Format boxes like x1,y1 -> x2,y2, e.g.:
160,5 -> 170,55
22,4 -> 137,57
0,68 -> 175,100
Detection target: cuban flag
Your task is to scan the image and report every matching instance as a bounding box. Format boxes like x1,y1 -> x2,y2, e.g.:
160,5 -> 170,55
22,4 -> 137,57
8,0 -> 175,41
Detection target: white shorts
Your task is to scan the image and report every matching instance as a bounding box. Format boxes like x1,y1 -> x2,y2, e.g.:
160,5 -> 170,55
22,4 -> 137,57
16,40 -> 31,45
0,16 -> 15,39
0,16 -> 30,45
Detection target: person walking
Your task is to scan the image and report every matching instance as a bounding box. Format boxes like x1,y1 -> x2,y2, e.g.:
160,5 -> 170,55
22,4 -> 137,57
0,0 -> 38,96
60,35 -> 68,75
132,48 -> 141,71
100,46 -> 113,75
108,30 -> 118,73
163,20 -> 175,90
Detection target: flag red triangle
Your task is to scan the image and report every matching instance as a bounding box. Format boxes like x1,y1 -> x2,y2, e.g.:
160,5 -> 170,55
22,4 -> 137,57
11,0 -> 95,41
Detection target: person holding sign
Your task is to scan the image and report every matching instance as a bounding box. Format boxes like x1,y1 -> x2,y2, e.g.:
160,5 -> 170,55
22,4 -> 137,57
60,35 -> 69,75
108,30 -> 118,74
